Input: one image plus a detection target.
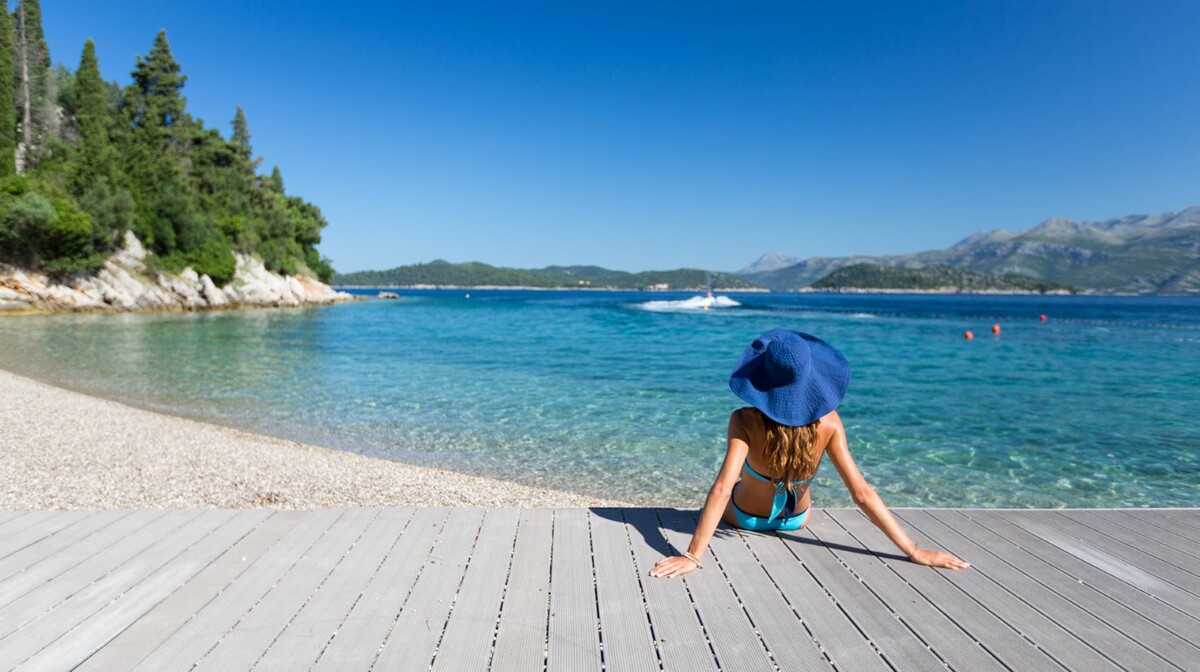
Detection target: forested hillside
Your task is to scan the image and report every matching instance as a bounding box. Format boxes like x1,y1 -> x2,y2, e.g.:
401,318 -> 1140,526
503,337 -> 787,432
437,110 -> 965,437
0,1 -> 332,284
335,260 -> 759,290
810,264 -> 1074,292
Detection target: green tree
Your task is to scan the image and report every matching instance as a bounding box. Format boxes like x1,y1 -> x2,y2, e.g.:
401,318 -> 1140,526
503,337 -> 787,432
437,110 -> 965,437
267,165 -> 284,194
12,0 -> 54,172
73,40 -> 114,190
129,30 -> 186,131
0,3 -> 16,176
230,106 -> 252,167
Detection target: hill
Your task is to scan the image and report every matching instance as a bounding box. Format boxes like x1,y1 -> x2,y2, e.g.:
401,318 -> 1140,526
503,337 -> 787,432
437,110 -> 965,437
742,206 -> 1200,294
0,25 -> 333,286
809,264 -> 1074,293
334,262 -> 760,290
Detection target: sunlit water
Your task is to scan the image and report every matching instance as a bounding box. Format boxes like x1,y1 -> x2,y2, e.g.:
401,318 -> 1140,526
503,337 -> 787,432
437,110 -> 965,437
1,290 -> 1197,507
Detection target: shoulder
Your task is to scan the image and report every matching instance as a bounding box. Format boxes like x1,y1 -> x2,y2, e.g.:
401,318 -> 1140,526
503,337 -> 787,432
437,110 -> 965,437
816,410 -> 846,446
728,407 -> 761,442
818,409 -> 844,431
729,406 -> 763,430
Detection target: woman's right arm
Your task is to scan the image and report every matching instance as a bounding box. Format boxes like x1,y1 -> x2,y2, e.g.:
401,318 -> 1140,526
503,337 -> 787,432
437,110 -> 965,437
823,412 -> 969,570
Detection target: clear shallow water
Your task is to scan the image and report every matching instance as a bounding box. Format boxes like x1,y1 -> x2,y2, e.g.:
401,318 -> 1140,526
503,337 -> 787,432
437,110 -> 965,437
1,291 -> 1198,507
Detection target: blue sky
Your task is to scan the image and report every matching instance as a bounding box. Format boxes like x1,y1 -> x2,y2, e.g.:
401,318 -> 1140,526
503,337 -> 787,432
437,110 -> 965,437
42,1 -> 1200,272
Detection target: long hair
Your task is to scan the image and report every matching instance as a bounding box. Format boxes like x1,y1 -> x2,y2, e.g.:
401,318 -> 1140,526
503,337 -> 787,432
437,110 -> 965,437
760,411 -> 821,488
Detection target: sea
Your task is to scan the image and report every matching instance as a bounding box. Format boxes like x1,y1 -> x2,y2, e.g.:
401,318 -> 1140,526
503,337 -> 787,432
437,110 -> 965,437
1,290 -> 1197,508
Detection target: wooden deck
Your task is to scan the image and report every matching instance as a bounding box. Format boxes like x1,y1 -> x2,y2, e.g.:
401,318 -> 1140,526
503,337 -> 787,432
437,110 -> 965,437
1,508 -> 1198,671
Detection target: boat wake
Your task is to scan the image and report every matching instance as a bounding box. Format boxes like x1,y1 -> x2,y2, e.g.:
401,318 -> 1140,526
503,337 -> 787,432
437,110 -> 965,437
636,295 -> 742,312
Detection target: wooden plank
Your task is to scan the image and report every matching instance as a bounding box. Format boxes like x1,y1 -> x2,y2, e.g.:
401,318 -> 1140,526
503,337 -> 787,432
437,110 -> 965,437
0,511 -> 86,561
620,508 -> 717,672
492,508 -> 554,672
15,510 -> 270,672
74,511 -> 298,672
0,510 -> 128,583
1116,510 -> 1200,555
959,510 -> 1200,661
1020,511 -> 1200,595
0,510 -> 194,632
1152,509 -> 1200,533
658,509 -> 774,672
0,513 -> 24,529
773,511 -> 946,672
372,508 -> 486,670
738,514 -> 891,672
1005,510 -> 1200,618
830,510 -> 1067,672
0,509 -> 159,608
191,508 -> 379,671
543,508 -> 602,672
809,512 -> 1006,671
0,510 -> 218,669
310,507 -> 449,672
579,508 -> 659,672
253,508 -> 415,672
702,521 -> 831,670
1059,510 -> 1200,576
130,508 -> 342,672
893,510 -> 1123,672
432,508 -> 521,672
908,510 -> 1180,672
1104,511 -> 1200,558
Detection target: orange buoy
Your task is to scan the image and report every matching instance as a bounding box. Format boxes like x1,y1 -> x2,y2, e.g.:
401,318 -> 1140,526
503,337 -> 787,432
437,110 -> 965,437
964,330 -> 974,340
1039,314 -> 1047,322
991,323 -> 1001,334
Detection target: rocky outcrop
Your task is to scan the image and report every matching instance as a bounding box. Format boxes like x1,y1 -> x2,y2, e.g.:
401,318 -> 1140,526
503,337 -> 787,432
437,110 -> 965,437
0,232 -> 352,313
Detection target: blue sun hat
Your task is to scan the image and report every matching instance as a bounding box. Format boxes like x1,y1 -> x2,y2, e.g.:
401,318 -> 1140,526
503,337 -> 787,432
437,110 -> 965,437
728,329 -> 851,426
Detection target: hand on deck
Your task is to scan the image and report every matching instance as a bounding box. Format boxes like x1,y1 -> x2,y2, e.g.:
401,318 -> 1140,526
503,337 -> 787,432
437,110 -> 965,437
650,555 -> 699,578
909,547 -> 969,570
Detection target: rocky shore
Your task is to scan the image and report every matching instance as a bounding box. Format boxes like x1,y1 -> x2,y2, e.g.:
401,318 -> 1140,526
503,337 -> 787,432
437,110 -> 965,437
0,232 -> 353,314
0,369 -> 623,510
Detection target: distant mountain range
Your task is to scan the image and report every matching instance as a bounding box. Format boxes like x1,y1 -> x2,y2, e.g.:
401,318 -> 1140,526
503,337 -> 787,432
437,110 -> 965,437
742,206 -> 1200,293
336,206 -> 1199,294
333,260 -> 758,290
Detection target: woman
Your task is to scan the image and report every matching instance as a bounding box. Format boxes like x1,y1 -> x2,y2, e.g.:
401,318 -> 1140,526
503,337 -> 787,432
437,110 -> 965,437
651,329 -> 967,578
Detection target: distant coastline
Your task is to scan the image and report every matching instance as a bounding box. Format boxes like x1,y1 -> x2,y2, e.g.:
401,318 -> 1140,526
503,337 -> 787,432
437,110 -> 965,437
336,284 -> 1071,296
336,284 -> 770,293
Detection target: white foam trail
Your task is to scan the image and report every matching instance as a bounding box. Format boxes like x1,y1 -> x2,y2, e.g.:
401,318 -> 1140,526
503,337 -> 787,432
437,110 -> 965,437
636,295 -> 742,312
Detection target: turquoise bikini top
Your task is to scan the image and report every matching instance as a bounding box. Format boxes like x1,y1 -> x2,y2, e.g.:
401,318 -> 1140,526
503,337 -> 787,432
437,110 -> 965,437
743,461 -> 815,522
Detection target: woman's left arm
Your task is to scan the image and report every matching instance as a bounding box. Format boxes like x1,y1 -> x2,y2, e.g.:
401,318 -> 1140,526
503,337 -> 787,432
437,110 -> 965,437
650,414 -> 749,578
825,413 -> 969,570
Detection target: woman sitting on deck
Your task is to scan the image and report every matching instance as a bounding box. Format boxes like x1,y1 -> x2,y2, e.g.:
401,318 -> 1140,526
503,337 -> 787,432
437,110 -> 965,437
651,329 -> 968,578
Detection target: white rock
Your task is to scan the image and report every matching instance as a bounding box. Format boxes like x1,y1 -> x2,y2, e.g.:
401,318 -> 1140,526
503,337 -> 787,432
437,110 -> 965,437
0,233 -> 351,313
200,274 -> 229,307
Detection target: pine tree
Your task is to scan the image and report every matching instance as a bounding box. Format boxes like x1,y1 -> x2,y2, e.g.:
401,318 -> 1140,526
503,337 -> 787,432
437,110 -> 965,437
129,30 -> 186,131
73,39 -> 111,189
268,165 -> 284,194
12,0 -> 53,172
231,106 -> 251,159
0,2 -> 16,176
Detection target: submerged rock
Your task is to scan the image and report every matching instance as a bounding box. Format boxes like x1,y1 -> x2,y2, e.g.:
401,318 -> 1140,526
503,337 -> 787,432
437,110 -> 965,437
0,231 -> 352,314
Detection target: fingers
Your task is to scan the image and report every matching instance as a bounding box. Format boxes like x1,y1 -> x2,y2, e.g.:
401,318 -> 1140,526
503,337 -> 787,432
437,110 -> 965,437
649,557 -> 695,578
937,553 -> 970,570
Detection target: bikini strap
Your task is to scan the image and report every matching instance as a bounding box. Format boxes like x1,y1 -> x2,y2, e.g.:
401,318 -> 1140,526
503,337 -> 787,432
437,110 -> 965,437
744,462 -> 814,522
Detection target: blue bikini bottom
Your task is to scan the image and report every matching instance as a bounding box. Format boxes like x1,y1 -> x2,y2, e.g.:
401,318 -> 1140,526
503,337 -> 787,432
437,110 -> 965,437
731,485 -> 810,531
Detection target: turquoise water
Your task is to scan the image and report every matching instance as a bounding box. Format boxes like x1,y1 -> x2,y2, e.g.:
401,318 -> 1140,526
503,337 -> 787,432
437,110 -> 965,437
1,291 -> 1198,507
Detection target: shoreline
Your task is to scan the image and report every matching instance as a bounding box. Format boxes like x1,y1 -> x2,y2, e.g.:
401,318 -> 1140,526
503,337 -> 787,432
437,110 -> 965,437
0,368 -> 627,510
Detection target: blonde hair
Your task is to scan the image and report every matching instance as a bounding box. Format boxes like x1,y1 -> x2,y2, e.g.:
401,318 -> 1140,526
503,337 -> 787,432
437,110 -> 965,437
760,412 -> 821,488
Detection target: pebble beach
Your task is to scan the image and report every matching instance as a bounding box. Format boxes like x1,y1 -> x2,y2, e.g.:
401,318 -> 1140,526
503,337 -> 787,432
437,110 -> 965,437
0,369 -> 623,510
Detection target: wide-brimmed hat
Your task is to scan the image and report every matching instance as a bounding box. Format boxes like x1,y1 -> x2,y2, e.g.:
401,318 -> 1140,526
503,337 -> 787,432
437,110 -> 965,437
728,329 -> 851,426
